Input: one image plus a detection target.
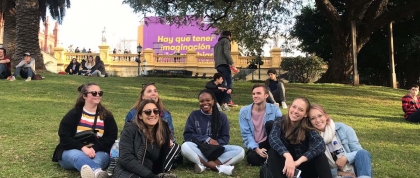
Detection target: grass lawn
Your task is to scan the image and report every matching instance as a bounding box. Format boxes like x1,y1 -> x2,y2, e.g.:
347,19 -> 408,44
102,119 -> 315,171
0,73 -> 418,178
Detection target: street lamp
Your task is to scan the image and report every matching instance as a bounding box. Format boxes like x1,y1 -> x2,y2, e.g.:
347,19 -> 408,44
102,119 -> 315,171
135,44 -> 143,76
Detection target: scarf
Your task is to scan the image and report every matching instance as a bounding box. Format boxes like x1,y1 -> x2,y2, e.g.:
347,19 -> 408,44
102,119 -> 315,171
320,119 -> 354,174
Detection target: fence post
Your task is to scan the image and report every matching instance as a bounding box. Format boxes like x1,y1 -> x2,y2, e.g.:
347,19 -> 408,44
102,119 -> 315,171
54,46 -> 65,62
270,47 -> 282,69
143,48 -> 154,66
98,44 -> 110,62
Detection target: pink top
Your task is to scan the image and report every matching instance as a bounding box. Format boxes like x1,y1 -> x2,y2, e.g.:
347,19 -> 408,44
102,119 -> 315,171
252,109 -> 266,143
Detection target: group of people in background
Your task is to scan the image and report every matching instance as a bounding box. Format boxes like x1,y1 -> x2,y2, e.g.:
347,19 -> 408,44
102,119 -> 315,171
0,48 -> 37,82
65,56 -> 107,77
75,47 -> 92,53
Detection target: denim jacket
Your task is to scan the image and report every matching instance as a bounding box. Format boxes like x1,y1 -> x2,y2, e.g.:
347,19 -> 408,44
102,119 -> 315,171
331,122 -> 364,176
239,103 -> 282,150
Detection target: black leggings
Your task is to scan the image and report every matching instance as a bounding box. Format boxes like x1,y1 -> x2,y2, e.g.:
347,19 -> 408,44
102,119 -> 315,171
267,148 -> 332,178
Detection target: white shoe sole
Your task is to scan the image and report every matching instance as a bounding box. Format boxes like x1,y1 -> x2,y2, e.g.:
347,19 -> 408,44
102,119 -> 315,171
80,165 -> 94,178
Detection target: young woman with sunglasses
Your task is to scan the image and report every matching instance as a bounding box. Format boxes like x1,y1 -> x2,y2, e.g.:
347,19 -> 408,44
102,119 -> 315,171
113,100 -> 178,178
309,104 -> 372,178
52,83 -> 118,178
125,83 -> 175,142
181,89 -> 245,175
267,97 -> 332,178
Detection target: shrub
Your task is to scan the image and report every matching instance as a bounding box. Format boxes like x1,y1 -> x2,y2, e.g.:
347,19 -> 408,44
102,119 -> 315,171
280,56 -> 326,83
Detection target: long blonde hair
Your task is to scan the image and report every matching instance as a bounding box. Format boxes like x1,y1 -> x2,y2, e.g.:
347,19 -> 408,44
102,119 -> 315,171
86,56 -> 95,66
309,104 -> 332,132
134,99 -> 167,147
281,97 -> 315,144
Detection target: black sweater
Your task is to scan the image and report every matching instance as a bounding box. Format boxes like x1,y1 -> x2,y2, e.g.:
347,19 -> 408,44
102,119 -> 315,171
52,107 -> 118,162
112,122 -> 172,178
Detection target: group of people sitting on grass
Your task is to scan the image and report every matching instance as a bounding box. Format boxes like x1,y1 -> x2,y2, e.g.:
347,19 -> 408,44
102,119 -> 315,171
64,55 -> 107,77
51,79 -> 373,178
0,48 -> 38,82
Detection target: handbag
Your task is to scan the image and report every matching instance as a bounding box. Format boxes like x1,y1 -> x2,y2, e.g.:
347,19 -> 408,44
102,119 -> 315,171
260,157 -> 273,178
74,111 -> 98,145
192,140 -> 225,161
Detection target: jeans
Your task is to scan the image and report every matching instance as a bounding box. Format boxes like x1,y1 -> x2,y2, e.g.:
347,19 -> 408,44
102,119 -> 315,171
13,67 -> 33,78
181,142 -> 244,165
58,149 -> 110,171
0,64 -> 5,75
90,70 -> 102,76
214,91 -> 229,105
407,109 -> 420,122
354,149 -> 373,178
216,65 -> 233,101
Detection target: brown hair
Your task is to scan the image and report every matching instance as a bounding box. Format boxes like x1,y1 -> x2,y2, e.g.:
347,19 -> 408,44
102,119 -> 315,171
75,83 -> 111,120
131,83 -> 166,113
86,56 -> 95,66
135,99 -> 166,147
252,84 -> 269,94
282,97 -> 315,144
309,104 -> 332,132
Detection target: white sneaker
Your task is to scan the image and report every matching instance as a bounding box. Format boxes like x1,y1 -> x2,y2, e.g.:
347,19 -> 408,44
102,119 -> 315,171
9,76 -> 15,81
217,103 -> 222,111
217,165 -> 235,176
25,77 -> 31,82
194,163 -> 206,174
281,101 -> 288,109
80,165 -> 94,178
222,104 -> 230,111
93,168 -> 109,178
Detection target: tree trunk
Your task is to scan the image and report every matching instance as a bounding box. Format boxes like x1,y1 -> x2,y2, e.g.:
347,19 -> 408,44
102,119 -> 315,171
317,35 -> 354,83
15,0 -> 45,70
3,1 -> 17,66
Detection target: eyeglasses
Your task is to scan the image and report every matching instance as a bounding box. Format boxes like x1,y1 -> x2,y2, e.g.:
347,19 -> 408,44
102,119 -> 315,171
141,108 -> 160,116
87,91 -> 104,97
142,83 -> 155,88
310,114 -> 323,121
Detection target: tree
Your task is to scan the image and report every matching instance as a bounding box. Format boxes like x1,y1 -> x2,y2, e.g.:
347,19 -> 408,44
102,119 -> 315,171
1,0 -> 70,69
122,0 -> 303,53
312,0 -> 420,83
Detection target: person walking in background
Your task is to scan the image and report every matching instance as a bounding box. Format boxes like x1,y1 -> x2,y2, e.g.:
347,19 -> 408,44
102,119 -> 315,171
402,84 -> 420,122
239,84 -> 282,166
309,104 -> 373,178
265,69 -> 287,109
205,73 -> 230,111
52,83 -> 118,178
214,31 -> 238,107
181,89 -> 244,176
9,52 -> 35,82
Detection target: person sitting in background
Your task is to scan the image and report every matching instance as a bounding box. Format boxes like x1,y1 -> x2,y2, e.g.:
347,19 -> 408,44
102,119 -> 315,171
265,69 -> 287,109
52,83 -> 118,178
0,48 -> 11,79
181,89 -> 244,175
65,58 -> 80,75
88,56 -> 107,77
9,52 -> 35,82
112,100 -> 178,178
239,84 -> 282,166
79,56 -> 95,76
309,104 -> 372,178
402,84 -> 420,122
205,73 -> 230,111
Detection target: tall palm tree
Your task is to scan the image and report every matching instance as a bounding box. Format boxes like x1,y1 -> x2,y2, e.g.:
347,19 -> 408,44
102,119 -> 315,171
1,0 -> 70,70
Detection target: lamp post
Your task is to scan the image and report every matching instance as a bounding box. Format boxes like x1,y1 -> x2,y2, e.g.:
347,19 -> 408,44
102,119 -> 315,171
136,44 -> 143,76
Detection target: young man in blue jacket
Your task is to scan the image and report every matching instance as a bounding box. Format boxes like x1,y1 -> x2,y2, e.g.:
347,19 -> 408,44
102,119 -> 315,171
239,84 -> 282,166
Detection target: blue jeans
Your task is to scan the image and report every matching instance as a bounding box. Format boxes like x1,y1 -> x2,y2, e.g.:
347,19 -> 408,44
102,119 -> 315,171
354,149 -> 373,178
216,65 -> 232,101
0,64 -> 6,75
58,149 -> 110,171
13,67 -> 33,78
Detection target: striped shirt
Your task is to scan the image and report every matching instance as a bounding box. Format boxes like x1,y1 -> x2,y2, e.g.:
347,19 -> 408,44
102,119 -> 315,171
402,94 -> 420,119
77,108 -> 104,137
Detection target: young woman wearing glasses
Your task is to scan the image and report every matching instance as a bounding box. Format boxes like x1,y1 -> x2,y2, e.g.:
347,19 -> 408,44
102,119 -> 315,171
113,99 -> 178,178
52,83 -> 118,178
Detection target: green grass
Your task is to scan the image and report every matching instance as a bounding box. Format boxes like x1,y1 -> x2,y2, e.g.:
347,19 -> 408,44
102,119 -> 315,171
0,73 -> 417,178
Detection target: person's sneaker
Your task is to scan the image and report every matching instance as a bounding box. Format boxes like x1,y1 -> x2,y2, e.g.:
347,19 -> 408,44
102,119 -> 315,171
9,76 -> 15,81
217,103 -> 222,111
194,163 -> 206,174
25,77 -> 31,82
216,165 -> 235,176
222,104 -> 230,111
281,101 -> 288,109
227,101 -> 238,107
6,76 -> 12,80
80,165 -> 95,178
93,169 -> 109,178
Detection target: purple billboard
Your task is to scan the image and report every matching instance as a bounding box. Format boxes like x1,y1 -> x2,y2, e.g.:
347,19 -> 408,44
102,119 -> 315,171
141,17 -> 218,56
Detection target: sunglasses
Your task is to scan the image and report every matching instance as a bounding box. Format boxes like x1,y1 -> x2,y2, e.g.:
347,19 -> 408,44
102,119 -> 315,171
141,108 -> 160,116
87,91 -> 104,97
142,83 -> 155,88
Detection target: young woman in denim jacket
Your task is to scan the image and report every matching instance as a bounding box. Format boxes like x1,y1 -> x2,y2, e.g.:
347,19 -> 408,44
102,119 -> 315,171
309,104 -> 372,178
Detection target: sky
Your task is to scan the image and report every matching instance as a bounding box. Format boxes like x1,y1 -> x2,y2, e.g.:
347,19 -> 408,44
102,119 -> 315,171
51,0 -> 142,53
